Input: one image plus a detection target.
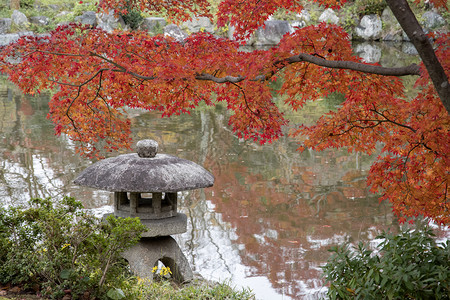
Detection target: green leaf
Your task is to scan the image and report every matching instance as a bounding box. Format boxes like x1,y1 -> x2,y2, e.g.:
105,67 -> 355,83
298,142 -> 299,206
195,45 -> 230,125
107,288 -> 125,300
60,269 -> 72,279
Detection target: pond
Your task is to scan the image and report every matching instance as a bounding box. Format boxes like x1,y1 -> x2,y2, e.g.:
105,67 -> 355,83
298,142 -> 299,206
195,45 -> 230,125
0,42 -> 447,299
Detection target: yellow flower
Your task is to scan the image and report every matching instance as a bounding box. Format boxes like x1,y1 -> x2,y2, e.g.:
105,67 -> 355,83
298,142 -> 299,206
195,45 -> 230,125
61,243 -> 70,250
152,266 -> 158,273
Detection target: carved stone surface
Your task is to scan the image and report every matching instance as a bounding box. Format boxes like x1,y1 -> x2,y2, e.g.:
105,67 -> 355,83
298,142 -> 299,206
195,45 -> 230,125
114,191 -> 179,220
104,212 -> 187,237
74,140 -> 214,193
123,236 -> 194,283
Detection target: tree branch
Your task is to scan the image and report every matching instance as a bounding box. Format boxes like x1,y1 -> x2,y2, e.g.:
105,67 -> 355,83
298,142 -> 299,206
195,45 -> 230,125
282,53 -> 421,76
386,0 -> 450,114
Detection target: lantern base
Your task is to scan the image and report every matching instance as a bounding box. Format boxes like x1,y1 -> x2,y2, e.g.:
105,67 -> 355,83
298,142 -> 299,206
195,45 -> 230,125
104,213 -> 187,237
122,236 -> 193,283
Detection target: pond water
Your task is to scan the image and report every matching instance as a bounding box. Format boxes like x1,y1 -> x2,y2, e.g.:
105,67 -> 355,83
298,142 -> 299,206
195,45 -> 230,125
0,42 -> 447,299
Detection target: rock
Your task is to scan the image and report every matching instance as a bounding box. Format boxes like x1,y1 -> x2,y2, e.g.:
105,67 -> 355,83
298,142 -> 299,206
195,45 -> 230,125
164,24 -> 188,42
97,10 -> 126,33
422,11 -> 446,30
354,42 -> 381,63
74,11 -> 97,26
11,10 -> 29,28
140,17 -> 166,34
29,16 -> 50,26
355,14 -> 382,40
183,16 -> 214,33
0,33 -> 20,46
297,9 -> 311,24
0,18 -> 12,34
123,236 -> 193,283
381,7 -> 403,41
319,8 -> 339,24
252,20 -> 292,46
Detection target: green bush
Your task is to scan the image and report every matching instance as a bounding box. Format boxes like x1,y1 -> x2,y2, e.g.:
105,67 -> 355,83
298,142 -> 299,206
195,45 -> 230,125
322,227 -> 450,299
0,197 -> 146,299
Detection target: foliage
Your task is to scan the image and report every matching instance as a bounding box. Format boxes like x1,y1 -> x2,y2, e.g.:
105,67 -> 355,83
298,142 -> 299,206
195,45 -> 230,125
322,227 -> 450,299
0,0 -> 449,225
129,279 -> 255,300
0,197 -> 146,299
120,1 -> 144,30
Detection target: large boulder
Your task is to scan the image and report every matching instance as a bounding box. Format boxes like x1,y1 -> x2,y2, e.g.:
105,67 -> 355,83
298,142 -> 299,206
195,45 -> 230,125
0,18 -> 12,34
319,8 -> 339,24
183,16 -> 214,33
252,20 -> 292,46
140,17 -> 166,34
355,14 -> 382,40
381,7 -> 403,41
164,24 -> 188,42
97,10 -> 126,33
29,16 -> 50,26
75,11 -> 97,26
0,31 -> 33,47
11,10 -> 29,29
421,11 -> 446,30
0,33 -> 20,46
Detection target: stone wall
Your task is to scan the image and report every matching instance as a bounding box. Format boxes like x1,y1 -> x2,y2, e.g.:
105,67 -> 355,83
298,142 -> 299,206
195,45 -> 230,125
0,4 -> 448,48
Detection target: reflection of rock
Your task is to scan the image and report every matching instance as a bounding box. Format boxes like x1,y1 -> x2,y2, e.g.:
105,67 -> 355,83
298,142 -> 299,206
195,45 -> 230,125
354,42 -> 382,63
355,14 -> 382,41
402,42 -> 418,55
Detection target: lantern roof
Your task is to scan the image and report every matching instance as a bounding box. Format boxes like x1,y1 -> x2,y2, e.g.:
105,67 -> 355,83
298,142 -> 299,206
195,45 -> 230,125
73,139 -> 214,193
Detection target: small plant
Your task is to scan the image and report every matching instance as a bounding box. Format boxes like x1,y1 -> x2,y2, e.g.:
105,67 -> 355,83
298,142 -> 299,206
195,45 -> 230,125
0,197 -> 146,299
322,226 -> 450,299
152,265 -> 173,281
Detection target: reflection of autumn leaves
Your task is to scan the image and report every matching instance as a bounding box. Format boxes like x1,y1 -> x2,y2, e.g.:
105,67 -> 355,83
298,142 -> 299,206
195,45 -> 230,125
203,153 -> 392,298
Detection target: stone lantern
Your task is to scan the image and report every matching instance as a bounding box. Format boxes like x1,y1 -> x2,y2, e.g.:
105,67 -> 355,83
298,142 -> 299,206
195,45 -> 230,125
73,139 -> 214,282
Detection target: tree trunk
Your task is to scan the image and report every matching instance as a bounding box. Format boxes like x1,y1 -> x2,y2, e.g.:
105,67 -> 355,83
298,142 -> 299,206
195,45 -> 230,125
386,0 -> 450,114
10,0 -> 20,10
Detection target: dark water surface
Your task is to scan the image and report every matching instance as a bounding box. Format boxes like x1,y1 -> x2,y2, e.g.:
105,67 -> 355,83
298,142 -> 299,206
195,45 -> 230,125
0,43 -> 447,299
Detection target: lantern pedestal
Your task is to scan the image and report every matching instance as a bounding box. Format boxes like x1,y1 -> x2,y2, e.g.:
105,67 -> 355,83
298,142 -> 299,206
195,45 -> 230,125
123,236 -> 194,283
74,139 -> 214,284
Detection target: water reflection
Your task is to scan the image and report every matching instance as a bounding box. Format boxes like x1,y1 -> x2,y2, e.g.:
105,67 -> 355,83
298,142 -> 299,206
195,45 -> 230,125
0,42 -> 432,299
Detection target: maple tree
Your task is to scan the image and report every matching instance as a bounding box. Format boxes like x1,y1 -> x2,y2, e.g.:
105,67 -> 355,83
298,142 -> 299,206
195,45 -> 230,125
0,0 -> 448,224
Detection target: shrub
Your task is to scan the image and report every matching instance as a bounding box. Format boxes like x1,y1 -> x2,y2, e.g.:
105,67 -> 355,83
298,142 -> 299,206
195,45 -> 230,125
0,197 -> 146,299
322,227 -> 450,299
